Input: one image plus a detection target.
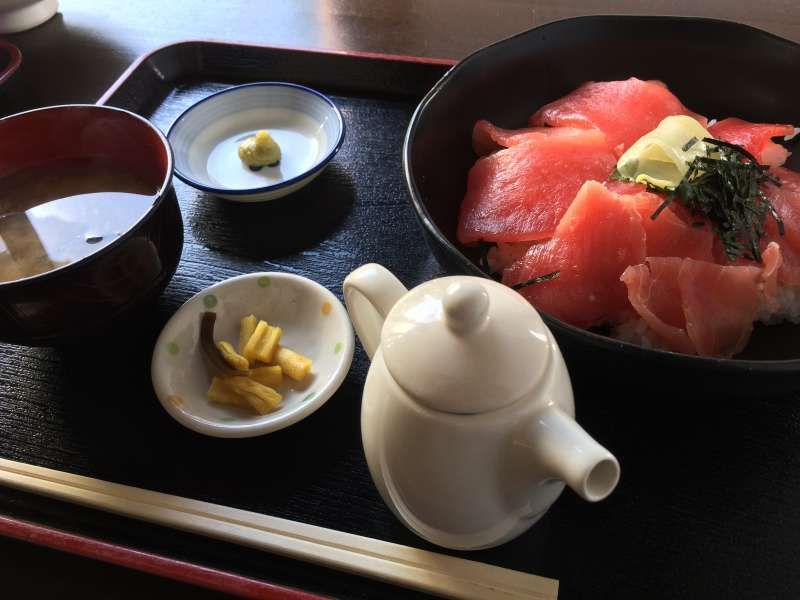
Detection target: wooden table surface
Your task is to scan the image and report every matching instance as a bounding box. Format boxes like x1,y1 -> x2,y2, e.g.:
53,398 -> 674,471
3,1 -> 800,598
5,0 -> 800,117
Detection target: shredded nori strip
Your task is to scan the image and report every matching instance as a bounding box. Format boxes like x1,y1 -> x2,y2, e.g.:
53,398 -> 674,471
650,137 -> 784,262
681,136 -> 699,152
511,270 -> 560,290
474,243 -> 557,290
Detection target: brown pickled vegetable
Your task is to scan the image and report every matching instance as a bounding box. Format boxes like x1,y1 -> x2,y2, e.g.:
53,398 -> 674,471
200,311 -> 250,378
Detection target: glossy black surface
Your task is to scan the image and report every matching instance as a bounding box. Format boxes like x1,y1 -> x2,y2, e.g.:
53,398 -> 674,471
2,40 -> 800,600
405,16 -> 800,395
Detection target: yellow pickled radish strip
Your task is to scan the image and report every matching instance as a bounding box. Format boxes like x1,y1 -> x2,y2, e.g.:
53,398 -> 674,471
243,320 -> 269,365
255,325 -> 282,364
249,365 -> 283,388
238,314 -> 258,354
202,312 -> 312,415
240,392 -> 275,415
216,341 -> 250,371
227,376 -> 282,414
207,377 -> 248,407
274,346 -> 312,381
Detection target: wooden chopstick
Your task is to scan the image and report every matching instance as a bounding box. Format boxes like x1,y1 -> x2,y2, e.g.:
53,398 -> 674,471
0,458 -> 558,600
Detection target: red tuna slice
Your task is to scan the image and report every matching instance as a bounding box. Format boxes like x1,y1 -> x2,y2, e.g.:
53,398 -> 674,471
621,257 -> 766,357
604,180 -> 647,195
760,242 -> 783,314
679,259 -> 762,357
773,241 -> 800,286
529,78 -> 707,156
710,234 -> 791,309
457,129 -> 616,244
708,118 -> 795,167
503,180 -> 646,328
610,184 -> 715,261
763,167 -> 800,284
471,119 -> 589,156
765,167 -> 800,249
620,258 -> 695,354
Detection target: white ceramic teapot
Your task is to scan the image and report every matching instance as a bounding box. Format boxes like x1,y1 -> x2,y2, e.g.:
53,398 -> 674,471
343,264 -> 620,550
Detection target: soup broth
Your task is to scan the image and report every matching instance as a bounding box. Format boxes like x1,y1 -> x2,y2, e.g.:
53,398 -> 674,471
0,157 -> 159,283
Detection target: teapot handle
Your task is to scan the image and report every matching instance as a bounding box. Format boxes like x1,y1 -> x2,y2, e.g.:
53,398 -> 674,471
343,264 -> 408,360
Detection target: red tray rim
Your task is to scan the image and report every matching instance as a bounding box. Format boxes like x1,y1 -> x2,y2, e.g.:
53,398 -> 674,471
0,514 -> 326,600
97,38 -> 456,105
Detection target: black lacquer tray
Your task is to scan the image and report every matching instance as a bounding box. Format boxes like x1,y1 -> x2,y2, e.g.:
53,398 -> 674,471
1,40 -> 800,600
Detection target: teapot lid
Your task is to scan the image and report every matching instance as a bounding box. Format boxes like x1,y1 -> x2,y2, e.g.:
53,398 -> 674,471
381,276 -> 553,414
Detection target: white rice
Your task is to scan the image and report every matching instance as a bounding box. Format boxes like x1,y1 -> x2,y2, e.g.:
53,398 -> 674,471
612,317 -> 667,351
760,284 -> 800,325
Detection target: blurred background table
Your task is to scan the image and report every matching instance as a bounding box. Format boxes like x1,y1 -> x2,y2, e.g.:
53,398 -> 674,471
3,1 -> 800,598
5,0 -> 800,118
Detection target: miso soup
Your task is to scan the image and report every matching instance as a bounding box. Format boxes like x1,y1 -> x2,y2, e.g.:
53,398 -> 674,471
0,157 -> 159,283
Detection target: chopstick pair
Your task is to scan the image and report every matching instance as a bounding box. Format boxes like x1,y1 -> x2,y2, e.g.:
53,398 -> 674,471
0,457 -> 558,600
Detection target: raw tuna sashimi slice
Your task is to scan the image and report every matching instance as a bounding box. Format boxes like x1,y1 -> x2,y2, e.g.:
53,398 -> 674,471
457,129 -> 616,244
763,166 -> 800,284
772,241 -> 800,286
620,258 -> 695,354
471,119 -> 588,156
528,78 -> 707,156
678,259 -> 762,357
765,167 -> 800,249
503,181 -> 646,328
710,237 -> 784,303
759,242 -> 783,314
708,118 -> 795,167
621,257 -> 766,357
606,181 -> 715,261
603,180 -> 646,195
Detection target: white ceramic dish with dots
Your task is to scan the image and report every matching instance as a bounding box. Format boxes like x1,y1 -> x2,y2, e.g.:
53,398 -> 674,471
151,272 -> 354,438
167,82 -> 345,202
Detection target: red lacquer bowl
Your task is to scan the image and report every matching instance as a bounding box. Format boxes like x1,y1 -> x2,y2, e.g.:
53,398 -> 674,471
0,105 -> 183,345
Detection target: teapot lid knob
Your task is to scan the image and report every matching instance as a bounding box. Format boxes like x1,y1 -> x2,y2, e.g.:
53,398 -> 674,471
381,276 -> 556,414
443,281 -> 489,334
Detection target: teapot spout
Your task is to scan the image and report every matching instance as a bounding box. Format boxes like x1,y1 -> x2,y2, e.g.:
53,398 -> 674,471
527,406 -> 620,502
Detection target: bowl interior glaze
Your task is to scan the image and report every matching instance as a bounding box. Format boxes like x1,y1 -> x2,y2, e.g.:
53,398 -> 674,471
405,16 -> 800,393
0,105 -> 170,185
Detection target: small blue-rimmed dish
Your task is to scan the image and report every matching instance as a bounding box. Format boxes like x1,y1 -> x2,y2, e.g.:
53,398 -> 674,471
167,82 -> 345,202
